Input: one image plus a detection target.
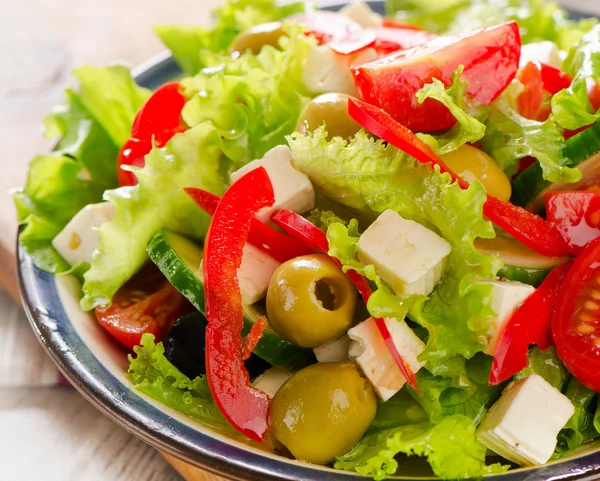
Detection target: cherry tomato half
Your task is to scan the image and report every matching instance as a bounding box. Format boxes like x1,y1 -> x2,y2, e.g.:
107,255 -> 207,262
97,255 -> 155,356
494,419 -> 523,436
95,266 -> 191,350
552,237 -> 600,392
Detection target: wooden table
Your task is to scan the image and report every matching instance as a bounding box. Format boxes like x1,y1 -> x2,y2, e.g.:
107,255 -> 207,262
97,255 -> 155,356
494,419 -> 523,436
1,1 -> 599,480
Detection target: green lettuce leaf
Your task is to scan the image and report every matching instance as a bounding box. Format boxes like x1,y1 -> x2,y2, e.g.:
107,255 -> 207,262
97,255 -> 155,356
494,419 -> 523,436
128,334 -> 231,432
514,346 -> 569,390
80,123 -> 225,310
555,377 -> 596,456
552,24 -> 600,130
407,354 -> 504,425
155,0 -> 305,75
181,29 -> 312,167
482,90 -> 581,183
335,414 -> 508,480
371,391 -> 429,431
416,67 -> 486,155
386,0 -> 596,50
292,129 -> 502,376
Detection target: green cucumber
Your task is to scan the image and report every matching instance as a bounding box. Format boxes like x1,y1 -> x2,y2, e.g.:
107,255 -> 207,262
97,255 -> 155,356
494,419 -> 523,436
476,236 -> 568,287
512,119 -> 600,210
147,229 -> 316,370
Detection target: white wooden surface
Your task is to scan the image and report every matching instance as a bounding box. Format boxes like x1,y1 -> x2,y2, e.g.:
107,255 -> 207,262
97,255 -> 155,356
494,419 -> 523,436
1,0 -> 599,480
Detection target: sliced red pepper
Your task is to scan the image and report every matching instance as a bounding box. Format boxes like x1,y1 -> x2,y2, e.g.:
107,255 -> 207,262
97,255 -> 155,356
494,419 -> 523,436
546,191 -> 600,256
489,261 -> 572,385
539,63 -> 572,96
348,97 -> 570,258
118,82 -> 187,187
184,188 -> 312,263
202,167 -> 272,442
271,209 -> 418,391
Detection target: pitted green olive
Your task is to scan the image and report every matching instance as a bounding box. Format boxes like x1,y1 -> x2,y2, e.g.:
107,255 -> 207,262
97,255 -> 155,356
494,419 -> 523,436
266,254 -> 357,348
296,93 -> 362,141
270,362 -> 377,464
229,22 -> 284,55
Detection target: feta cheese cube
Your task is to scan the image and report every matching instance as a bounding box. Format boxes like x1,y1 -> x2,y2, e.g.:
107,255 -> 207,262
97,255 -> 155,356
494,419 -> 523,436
339,2 -> 382,28
357,210 -> 451,297
237,244 -> 281,305
477,374 -> 575,466
313,335 -> 351,363
348,317 -> 426,401
52,203 -> 115,267
476,279 -> 536,355
520,41 -> 563,69
253,367 -> 293,398
230,145 -> 315,223
303,45 -> 377,96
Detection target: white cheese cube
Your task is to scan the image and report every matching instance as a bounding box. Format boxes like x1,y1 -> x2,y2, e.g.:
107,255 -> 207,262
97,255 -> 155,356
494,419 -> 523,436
339,2 -> 382,28
303,45 -> 377,97
357,210 -> 451,297
348,317 -> 426,401
520,41 -> 563,69
253,367 -> 293,398
313,335 -> 351,363
230,145 -> 315,223
477,374 -> 575,466
52,203 -> 115,267
237,244 -> 281,305
476,279 -> 536,355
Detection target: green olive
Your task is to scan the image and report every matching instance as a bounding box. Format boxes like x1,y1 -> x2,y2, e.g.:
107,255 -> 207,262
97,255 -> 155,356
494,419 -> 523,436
229,22 -> 284,55
296,93 -> 362,141
270,362 -> 376,464
440,144 -> 512,201
266,254 -> 357,348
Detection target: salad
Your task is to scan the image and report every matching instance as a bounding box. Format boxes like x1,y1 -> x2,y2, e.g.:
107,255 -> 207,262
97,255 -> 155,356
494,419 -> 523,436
15,0 -> 600,479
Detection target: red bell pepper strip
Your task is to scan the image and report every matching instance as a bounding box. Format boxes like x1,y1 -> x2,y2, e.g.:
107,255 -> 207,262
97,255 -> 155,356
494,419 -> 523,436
546,191 -> 600,256
539,63 -> 572,95
184,188 -> 312,263
271,209 -> 418,391
202,167 -> 272,442
489,260 -> 572,385
117,82 -> 187,187
347,97 -> 570,258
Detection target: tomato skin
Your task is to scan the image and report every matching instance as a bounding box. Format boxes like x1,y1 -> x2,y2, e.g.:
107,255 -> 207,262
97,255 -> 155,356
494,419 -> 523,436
546,191 -> 600,256
95,269 -> 190,350
352,21 -> 521,132
117,138 -> 152,187
553,237 -> 600,393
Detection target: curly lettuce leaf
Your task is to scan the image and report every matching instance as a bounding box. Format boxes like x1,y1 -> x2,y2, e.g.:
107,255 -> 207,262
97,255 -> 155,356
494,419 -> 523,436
155,0 -> 306,75
128,334 -> 231,432
416,67 -> 486,155
555,377 -> 597,456
552,25 -> 600,130
514,346 -> 569,390
482,90 -> 581,183
371,392 -> 429,432
293,129 -> 501,375
80,123 -> 225,310
335,414 -> 508,480
181,29 -> 312,167
14,66 -> 141,273
386,0 -> 596,50
407,354 -> 504,425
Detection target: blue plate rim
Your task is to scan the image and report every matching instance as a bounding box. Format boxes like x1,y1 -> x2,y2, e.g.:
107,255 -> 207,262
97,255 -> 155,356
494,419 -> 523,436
17,1 -> 600,480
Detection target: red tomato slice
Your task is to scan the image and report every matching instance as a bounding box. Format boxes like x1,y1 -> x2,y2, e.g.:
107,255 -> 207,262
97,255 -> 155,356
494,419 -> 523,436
546,191 -> 600,256
381,19 -> 424,31
352,21 -> 521,132
553,237 -> 600,392
517,62 -> 545,120
292,11 -> 363,45
373,27 -> 438,56
95,266 -> 190,350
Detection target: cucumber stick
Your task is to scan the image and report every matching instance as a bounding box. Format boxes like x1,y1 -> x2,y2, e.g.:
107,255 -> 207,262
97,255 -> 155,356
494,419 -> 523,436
476,236 -> 568,287
147,229 -> 316,370
512,119 -> 600,209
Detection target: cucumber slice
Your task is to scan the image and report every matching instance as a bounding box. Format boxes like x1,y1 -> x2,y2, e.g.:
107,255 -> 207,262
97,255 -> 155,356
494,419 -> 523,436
147,229 -> 316,370
512,120 -> 600,210
476,236 -> 568,287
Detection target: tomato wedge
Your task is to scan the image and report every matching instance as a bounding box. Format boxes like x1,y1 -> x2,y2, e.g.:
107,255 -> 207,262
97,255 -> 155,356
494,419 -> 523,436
546,191 -> 600,256
373,27 -> 438,56
352,21 -> 521,132
95,265 -> 190,350
553,237 -> 600,392
517,62 -> 545,121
